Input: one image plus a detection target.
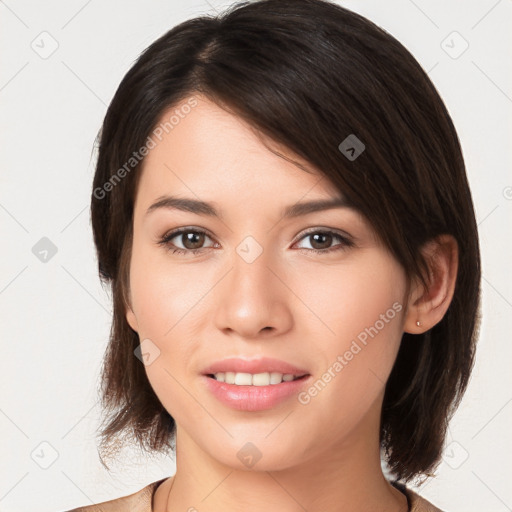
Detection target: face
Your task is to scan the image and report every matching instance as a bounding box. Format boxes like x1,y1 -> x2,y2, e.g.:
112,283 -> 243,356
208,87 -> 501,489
126,95 -> 410,471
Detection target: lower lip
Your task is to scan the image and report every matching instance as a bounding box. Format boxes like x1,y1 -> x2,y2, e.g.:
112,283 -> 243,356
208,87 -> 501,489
202,374 -> 311,411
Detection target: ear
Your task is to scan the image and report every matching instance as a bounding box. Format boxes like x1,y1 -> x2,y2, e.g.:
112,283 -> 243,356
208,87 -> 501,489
126,305 -> 139,332
404,234 -> 458,334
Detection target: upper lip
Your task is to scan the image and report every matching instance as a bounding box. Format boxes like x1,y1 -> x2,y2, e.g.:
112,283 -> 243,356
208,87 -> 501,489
202,357 -> 310,376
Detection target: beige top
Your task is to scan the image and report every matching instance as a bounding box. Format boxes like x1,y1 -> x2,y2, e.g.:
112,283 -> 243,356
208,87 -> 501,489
64,478 -> 444,512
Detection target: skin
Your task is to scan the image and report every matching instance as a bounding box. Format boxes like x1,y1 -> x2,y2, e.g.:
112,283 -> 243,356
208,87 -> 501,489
126,95 -> 458,512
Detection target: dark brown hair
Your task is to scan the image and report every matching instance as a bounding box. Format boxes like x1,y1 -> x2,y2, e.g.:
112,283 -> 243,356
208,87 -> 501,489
91,0 -> 481,483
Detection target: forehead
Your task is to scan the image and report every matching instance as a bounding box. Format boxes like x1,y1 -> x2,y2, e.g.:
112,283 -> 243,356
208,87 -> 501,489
135,95 -> 339,207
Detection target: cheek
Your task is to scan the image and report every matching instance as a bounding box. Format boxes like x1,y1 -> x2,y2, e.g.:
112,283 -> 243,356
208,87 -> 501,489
128,239 -> 209,338
292,256 -> 406,421
293,254 -> 406,347
127,243 -> 210,419
127,237 -> 220,374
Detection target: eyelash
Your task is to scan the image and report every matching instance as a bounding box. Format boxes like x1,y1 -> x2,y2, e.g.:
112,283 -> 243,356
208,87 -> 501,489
157,227 -> 354,256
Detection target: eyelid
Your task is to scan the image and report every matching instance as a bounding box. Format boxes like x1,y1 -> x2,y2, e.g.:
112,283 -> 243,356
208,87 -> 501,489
158,226 -> 217,249
292,226 -> 353,243
160,226 -> 214,242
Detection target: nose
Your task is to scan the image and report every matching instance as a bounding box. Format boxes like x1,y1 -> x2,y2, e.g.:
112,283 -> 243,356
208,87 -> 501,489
212,241 -> 293,339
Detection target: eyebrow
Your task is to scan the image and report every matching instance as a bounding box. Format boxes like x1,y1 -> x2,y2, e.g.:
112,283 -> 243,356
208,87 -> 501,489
145,195 -> 352,219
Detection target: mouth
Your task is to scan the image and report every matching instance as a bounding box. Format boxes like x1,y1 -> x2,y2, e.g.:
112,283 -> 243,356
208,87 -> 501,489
202,371 -> 312,411
206,372 -> 310,386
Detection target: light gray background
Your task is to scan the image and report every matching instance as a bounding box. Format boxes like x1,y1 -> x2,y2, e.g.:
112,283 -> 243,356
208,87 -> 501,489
1,1 -> 511,511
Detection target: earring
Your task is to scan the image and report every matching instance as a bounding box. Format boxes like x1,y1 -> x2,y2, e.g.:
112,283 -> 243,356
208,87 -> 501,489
416,320 -> 421,327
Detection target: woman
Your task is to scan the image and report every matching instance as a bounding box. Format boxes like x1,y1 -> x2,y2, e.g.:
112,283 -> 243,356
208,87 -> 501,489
68,0 -> 481,510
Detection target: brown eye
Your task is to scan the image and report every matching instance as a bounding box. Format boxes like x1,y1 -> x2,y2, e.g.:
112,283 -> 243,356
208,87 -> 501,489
294,229 -> 354,254
180,231 -> 206,250
308,232 -> 334,250
158,228 -> 216,255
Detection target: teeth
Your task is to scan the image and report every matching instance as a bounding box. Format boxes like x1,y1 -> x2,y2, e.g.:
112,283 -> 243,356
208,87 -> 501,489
212,372 -> 301,386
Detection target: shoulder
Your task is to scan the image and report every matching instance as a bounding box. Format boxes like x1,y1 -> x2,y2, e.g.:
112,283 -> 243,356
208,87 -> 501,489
399,484 -> 446,512
63,478 -> 166,512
